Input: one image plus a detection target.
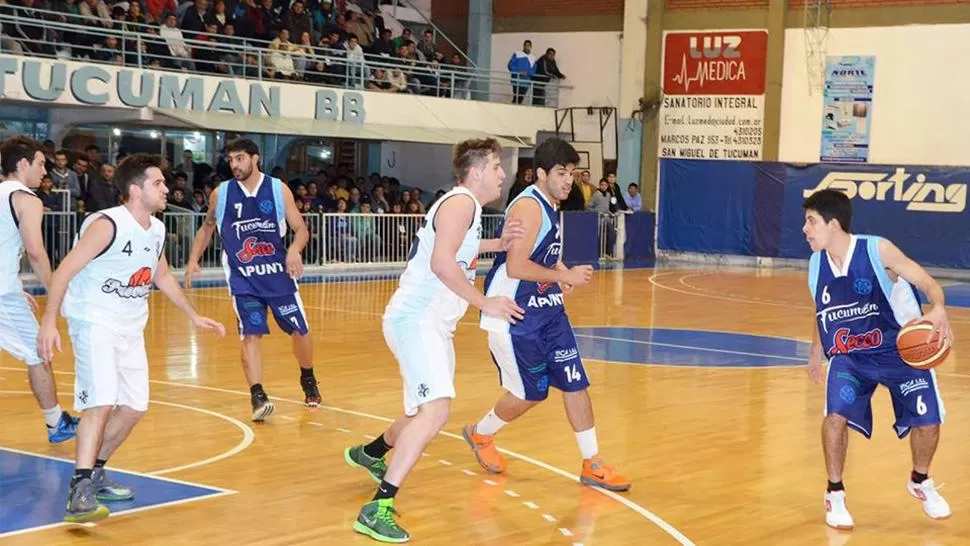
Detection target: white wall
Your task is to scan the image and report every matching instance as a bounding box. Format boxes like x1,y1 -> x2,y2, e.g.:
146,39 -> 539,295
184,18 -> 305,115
378,141 -> 518,207
780,24 -> 970,166
490,32 -> 622,160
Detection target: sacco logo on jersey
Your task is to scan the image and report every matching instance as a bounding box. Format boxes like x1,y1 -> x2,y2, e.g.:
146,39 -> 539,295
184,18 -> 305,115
816,301 -> 881,334
802,168 -> 967,213
102,266 -> 153,299
828,327 -> 884,356
235,237 -> 284,277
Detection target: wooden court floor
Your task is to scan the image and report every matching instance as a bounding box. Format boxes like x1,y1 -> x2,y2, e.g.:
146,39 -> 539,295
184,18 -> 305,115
2,266 -> 968,545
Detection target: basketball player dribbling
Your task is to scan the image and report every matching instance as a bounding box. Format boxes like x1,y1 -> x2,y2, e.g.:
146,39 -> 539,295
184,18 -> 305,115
184,138 -> 320,421
36,154 -> 225,524
802,189 -> 951,529
343,138 -> 525,543
0,135 -> 79,443
460,137 -> 632,492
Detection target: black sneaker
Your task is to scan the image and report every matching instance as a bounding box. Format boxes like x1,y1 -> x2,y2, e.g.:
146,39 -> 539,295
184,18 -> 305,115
301,375 -> 322,407
251,389 -> 275,422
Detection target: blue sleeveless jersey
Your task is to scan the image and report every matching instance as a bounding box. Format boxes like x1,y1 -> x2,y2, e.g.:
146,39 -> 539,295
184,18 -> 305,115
809,235 -> 922,358
216,175 -> 297,297
481,185 -> 563,335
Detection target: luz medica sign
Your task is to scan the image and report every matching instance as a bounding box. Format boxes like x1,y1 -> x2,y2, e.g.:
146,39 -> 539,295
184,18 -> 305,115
820,56 -> 875,163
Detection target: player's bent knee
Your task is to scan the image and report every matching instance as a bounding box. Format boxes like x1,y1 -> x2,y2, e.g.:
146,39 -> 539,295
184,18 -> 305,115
418,398 -> 451,432
824,412 -> 849,427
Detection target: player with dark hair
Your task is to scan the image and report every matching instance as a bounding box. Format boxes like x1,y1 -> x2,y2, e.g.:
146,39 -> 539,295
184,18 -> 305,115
37,153 -> 225,523
461,137 -> 632,492
801,188 -> 951,529
184,138 -> 320,421
0,135 -> 79,443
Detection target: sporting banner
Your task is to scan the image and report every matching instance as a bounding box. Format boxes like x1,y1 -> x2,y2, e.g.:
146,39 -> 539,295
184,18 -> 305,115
820,56 -> 876,163
658,159 -> 970,268
658,30 -> 768,161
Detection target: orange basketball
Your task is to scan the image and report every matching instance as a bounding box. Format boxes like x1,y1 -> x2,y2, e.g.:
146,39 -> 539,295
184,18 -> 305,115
896,320 -> 950,370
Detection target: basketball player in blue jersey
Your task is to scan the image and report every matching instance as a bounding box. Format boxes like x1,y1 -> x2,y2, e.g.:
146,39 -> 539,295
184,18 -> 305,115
0,136 -> 79,443
37,154 -> 225,524
802,189 -> 951,530
461,137 -> 632,492
342,138 -> 525,543
184,138 -> 319,421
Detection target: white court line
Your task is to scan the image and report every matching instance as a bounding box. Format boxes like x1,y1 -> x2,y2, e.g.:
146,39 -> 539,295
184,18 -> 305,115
0,390 -> 253,478
648,271 -> 808,309
0,443 -> 235,493
147,399 -> 255,476
573,333 -> 805,362
1,372 -> 692,544
523,501 -> 539,509
0,488 -> 235,540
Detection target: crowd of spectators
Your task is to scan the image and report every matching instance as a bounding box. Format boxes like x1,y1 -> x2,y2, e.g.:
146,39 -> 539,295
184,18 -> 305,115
0,0 -> 471,96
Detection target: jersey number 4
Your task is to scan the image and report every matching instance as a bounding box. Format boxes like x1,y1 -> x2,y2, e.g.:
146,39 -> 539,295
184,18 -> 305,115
122,241 -> 132,256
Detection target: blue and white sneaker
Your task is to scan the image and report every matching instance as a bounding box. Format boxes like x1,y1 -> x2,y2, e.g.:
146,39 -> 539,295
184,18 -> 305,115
47,412 -> 79,444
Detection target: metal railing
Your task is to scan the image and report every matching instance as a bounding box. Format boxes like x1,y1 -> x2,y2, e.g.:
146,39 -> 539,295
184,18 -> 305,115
157,211 -> 506,269
25,211 -> 625,281
597,213 -> 624,261
0,6 -> 564,106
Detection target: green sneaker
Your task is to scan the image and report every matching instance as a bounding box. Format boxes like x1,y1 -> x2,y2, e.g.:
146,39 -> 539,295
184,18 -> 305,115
344,445 -> 388,484
352,498 -> 409,543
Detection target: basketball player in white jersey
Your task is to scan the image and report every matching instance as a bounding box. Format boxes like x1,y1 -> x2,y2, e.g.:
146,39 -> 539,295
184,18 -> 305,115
36,154 -> 226,524
0,135 -> 79,443
343,138 -> 525,543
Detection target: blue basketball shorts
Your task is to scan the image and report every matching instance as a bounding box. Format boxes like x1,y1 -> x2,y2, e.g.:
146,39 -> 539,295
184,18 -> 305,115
487,314 -> 590,402
825,351 -> 945,439
231,292 -> 309,338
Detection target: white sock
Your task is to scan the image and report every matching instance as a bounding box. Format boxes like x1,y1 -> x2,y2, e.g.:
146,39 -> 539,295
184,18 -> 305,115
475,408 -> 508,436
43,404 -> 63,428
575,427 -> 599,459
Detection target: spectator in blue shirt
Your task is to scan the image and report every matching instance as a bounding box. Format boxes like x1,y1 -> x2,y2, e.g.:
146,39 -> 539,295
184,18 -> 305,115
624,183 -> 643,212
507,39 -> 536,104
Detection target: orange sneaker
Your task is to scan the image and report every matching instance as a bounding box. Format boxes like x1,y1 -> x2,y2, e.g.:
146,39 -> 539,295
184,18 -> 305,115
461,424 -> 508,474
580,456 -> 632,492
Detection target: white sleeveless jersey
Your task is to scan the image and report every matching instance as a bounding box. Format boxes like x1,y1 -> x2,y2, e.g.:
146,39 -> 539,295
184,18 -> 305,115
0,180 -> 36,295
383,186 -> 482,331
62,205 -> 166,336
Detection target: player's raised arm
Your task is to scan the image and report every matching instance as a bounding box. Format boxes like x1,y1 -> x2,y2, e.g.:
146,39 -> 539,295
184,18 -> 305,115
14,191 -> 52,289
153,253 -> 226,337
37,216 -> 115,361
431,195 -> 524,323
184,185 -> 220,288
878,238 -> 951,343
504,198 -> 591,288
280,182 -> 308,278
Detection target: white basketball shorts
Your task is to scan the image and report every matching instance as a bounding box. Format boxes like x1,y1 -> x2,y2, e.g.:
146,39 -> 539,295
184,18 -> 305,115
69,319 -> 149,412
383,316 -> 456,417
0,292 -> 43,366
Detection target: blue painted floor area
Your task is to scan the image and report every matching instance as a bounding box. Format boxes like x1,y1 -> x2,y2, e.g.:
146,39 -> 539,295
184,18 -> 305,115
573,327 -> 811,368
0,448 -> 226,536
941,283 -> 970,309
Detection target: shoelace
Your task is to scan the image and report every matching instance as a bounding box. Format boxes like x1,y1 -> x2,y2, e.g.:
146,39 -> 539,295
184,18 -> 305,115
376,504 -> 401,527
372,458 -> 387,473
